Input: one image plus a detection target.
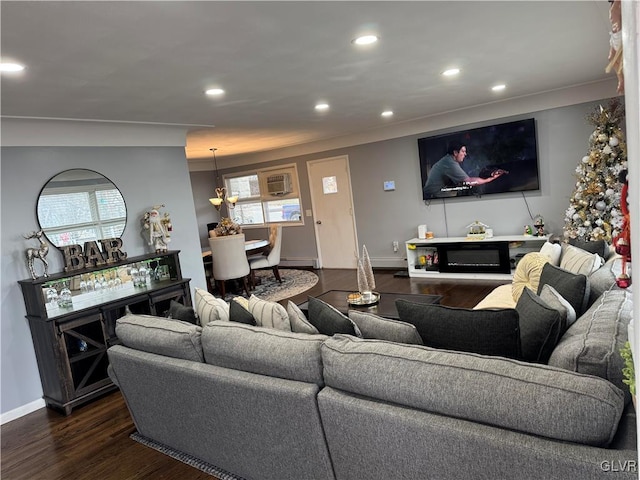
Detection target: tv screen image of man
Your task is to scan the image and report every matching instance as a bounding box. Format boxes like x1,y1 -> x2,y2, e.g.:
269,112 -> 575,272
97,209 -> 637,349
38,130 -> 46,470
422,142 -> 508,198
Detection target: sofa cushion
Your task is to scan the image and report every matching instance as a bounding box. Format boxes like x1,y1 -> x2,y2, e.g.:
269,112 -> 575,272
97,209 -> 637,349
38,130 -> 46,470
511,252 -> 550,303
115,313 -> 204,362
536,263 -> 589,316
307,296 -> 357,336
194,287 -> 229,325
287,301 -> 320,334
321,335 -> 624,447
166,299 -> 198,325
548,289 -> 633,404
348,311 -> 423,345
539,284 -> 576,327
515,288 -> 563,363
568,238 -> 609,259
202,320 -> 327,385
395,300 -> 520,358
539,241 -> 562,265
229,298 -> 257,325
248,295 -> 291,331
560,244 -> 604,276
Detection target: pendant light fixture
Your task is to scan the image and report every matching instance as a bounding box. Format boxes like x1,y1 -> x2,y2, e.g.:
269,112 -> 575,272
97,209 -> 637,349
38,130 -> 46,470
208,148 -> 239,212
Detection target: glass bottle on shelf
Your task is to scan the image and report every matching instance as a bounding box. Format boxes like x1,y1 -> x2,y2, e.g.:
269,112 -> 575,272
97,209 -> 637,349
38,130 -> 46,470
100,274 -> 108,291
93,274 -> 102,294
57,281 -> 73,308
113,269 -> 122,289
129,264 -> 139,287
138,263 -> 148,287
86,275 -> 96,294
45,286 -> 59,307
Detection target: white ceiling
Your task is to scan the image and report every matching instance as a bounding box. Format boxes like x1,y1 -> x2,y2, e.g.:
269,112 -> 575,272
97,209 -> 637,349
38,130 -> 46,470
1,1 -> 613,163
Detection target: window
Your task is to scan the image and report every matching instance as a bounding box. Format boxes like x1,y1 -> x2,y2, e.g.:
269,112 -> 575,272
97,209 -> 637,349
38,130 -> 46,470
224,165 -> 302,227
38,186 -> 126,246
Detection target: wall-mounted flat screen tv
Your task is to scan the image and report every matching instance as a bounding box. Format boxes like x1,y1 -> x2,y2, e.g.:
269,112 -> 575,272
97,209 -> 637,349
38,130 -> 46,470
418,118 -> 539,200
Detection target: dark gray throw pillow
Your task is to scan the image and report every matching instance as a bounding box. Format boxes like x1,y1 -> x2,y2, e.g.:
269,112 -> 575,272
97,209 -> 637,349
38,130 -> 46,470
167,299 -> 198,325
229,299 -> 257,326
536,263 -> 589,316
307,297 -> 356,336
568,238 -> 608,259
515,287 -> 563,363
395,300 -> 521,359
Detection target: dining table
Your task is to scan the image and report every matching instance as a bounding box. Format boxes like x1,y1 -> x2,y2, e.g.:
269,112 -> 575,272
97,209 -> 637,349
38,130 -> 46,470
201,238 -> 270,259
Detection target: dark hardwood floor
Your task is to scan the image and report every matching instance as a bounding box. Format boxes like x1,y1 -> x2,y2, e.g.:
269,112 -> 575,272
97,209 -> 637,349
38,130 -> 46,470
1,268 -> 507,480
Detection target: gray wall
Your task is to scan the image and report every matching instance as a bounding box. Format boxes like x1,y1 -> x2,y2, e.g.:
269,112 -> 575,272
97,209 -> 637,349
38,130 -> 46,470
191,99 -> 611,268
1,146 -> 206,417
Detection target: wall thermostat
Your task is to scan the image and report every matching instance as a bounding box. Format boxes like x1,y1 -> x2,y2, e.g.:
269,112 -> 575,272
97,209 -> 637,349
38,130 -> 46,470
383,181 -> 395,191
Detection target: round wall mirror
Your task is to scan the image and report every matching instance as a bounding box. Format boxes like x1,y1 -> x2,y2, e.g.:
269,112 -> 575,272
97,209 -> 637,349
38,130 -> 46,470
37,169 -> 127,247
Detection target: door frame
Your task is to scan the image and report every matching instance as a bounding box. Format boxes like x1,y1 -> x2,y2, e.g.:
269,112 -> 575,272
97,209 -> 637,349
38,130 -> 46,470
306,155 -> 359,268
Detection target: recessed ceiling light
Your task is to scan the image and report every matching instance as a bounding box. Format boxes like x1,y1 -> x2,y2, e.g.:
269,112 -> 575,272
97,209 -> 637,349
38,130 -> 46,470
492,84 -> 506,91
353,35 -> 379,46
315,103 -> 330,111
381,110 -> 394,117
442,68 -> 460,77
205,88 -> 225,96
0,63 -> 25,72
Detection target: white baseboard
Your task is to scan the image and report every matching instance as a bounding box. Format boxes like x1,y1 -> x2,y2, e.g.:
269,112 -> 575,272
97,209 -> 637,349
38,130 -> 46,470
1,398 -> 46,425
279,257 -> 318,268
281,257 -> 405,269
371,257 -> 407,269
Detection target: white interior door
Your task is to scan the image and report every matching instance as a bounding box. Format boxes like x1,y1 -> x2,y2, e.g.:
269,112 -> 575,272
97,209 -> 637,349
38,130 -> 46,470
307,155 -> 358,268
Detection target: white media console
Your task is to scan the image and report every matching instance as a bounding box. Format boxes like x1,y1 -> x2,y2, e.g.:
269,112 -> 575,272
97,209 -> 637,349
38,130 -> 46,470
405,235 -> 549,280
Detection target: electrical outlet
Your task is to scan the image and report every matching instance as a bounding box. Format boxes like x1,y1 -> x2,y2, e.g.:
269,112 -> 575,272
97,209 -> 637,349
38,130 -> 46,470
392,241 -> 399,252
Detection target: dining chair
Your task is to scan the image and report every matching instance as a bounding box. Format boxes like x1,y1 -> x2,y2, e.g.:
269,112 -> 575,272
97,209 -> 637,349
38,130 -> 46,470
208,233 -> 251,298
249,224 -> 283,285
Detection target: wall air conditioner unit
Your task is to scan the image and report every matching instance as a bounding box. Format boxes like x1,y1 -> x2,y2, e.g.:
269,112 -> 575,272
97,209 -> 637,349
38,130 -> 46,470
266,173 -> 292,196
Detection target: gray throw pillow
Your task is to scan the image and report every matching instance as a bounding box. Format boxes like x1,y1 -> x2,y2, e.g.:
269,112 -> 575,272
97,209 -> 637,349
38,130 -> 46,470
515,287 -> 563,363
539,284 -> 576,328
395,300 -> 520,358
568,238 -> 609,259
287,301 -> 320,334
536,263 -> 589,316
307,297 -> 357,336
348,311 -> 423,345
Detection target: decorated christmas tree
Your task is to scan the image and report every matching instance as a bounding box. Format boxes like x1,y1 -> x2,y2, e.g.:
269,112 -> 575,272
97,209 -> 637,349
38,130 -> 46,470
564,99 -> 628,242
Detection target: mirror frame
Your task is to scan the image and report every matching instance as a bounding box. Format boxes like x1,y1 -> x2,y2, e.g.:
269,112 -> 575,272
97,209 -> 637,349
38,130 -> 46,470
36,169 -> 127,248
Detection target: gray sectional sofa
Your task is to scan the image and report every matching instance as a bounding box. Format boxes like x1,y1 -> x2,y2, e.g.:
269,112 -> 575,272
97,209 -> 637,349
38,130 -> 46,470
108,267 -> 637,480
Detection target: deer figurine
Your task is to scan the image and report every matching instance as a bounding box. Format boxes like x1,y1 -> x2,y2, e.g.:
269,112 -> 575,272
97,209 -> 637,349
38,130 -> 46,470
24,230 -> 50,279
